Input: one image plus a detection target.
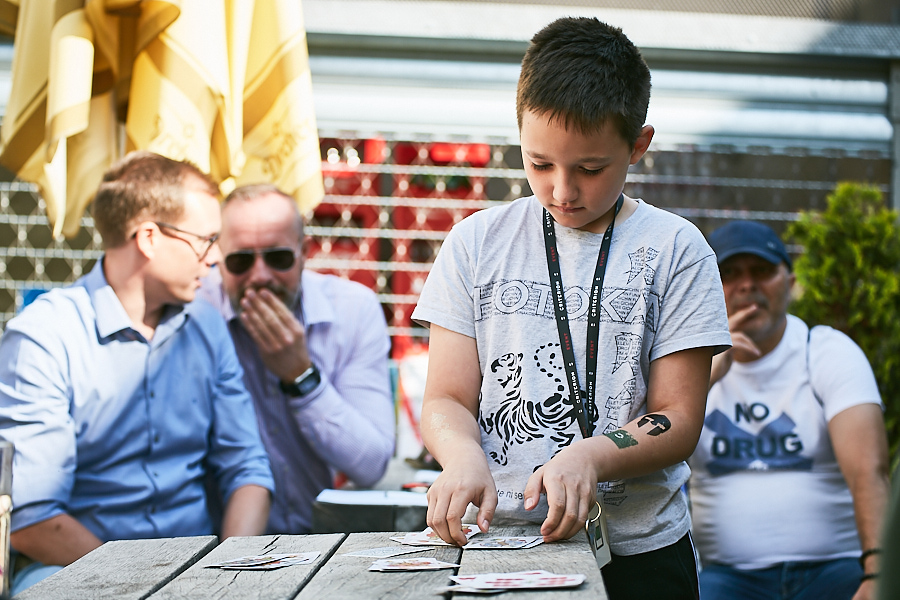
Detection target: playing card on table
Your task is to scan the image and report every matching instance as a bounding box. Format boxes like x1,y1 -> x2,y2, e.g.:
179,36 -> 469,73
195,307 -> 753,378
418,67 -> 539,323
368,557 -> 460,571
434,584 -> 507,594
390,524 -> 480,546
207,552 -> 320,569
462,536 -> 543,550
206,555 -> 280,568
450,570 -> 586,590
342,546 -> 428,558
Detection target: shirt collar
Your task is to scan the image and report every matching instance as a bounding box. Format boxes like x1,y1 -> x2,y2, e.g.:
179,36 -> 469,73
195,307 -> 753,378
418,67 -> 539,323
205,266 -> 236,321
299,270 -> 335,327
86,257 -> 188,341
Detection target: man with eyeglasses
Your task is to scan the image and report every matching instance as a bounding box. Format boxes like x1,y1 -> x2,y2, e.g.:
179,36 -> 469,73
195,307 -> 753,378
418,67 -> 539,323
688,221 -> 889,600
0,151 -> 275,594
199,184 -> 394,534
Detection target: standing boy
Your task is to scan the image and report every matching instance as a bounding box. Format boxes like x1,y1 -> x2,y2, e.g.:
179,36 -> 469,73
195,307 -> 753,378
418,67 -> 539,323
412,17 -> 730,599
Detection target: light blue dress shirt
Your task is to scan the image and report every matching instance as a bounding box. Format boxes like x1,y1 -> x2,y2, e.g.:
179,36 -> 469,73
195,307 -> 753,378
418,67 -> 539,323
0,260 -> 274,541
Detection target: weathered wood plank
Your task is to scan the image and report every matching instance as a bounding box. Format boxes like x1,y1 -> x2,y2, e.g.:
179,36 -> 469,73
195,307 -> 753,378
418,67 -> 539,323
16,536 -> 217,600
148,534 -> 344,600
295,532 -> 463,600
454,525 -> 609,599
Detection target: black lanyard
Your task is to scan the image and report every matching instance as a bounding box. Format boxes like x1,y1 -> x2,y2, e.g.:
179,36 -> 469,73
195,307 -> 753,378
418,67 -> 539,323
542,194 -> 623,439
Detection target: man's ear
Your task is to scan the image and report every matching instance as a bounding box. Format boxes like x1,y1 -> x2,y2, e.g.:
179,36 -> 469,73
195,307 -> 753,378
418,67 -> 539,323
629,125 -> 655,165
133,222 -> 158,259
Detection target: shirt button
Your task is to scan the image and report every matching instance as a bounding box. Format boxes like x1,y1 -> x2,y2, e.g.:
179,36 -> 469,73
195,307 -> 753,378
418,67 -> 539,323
153,434 -> 160,443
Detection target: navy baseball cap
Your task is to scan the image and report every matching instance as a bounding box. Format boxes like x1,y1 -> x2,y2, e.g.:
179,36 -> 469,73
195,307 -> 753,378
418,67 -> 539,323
708,220 -> 792,269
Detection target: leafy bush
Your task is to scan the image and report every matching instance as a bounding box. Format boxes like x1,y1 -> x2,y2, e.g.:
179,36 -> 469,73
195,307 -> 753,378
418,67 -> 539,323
786,182 -> 900,459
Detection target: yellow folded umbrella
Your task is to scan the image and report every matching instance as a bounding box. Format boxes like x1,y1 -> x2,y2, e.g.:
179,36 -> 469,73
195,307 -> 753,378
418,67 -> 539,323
0,0 -> 323,239
0,0 -> 18,37
232,0 -> 324,212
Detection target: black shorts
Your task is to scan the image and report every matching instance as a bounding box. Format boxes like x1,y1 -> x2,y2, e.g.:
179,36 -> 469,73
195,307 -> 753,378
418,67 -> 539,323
601,532 -> 699,600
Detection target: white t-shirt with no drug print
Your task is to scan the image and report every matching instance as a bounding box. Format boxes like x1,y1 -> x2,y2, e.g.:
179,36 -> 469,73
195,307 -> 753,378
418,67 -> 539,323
412,195 -> 730,555
689,315 -> 882,569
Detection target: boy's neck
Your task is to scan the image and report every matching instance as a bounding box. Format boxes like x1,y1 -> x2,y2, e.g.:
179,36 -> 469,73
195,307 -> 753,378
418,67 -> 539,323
580,195 -> 638,234
614,195 -> 639,227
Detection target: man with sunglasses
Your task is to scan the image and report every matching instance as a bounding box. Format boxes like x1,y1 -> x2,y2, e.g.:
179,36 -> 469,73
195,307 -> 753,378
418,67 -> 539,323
0,152 -> 275,594
688,221 -> 889,600
199,184 -> 394,534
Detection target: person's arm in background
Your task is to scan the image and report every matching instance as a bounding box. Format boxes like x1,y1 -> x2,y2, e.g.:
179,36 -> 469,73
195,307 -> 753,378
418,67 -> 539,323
813,328 -> 889,600
205,316 -> 275,535
0,320 -> 94,566
221,484 -> 271,538
11,515 -> 101,566
709,304 -> 761,388
829,404 -> 889,600
238,285 -> 394,486
420,324 -> 495,547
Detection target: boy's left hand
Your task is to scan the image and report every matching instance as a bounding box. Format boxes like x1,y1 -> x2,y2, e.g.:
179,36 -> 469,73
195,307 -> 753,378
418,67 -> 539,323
523,443 -> 599,542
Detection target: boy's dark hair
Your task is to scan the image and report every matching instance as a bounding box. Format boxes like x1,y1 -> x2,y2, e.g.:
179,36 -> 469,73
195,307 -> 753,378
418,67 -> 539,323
516,17 -> 651,145
92,150 -> 219,249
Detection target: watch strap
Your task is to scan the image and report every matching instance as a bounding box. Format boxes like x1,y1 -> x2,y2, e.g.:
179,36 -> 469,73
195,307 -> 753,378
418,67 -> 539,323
279,364 -> 321,397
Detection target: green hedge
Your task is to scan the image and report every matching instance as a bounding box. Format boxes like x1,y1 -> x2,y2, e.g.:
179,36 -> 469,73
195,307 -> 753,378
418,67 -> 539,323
785,182 -> 900,460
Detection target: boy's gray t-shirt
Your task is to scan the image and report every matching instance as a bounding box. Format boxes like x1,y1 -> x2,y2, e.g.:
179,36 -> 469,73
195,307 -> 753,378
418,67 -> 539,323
413,195 -> 730,555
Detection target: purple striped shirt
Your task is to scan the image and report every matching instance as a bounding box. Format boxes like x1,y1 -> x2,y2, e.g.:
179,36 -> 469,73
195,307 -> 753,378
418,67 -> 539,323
200,267 -> 395,533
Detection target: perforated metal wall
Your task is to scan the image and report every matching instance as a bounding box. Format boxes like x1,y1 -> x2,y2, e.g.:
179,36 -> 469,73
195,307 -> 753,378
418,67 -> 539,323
0,139 -> 890,343
305,137 -> 890,343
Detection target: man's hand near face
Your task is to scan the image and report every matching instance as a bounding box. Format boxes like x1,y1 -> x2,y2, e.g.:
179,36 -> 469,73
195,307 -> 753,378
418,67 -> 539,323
238,288 -> 311,382
709,304 -> 762,388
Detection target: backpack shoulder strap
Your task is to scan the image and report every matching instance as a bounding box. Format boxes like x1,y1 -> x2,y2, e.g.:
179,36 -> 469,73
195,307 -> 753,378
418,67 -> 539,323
806,325 -> 825,408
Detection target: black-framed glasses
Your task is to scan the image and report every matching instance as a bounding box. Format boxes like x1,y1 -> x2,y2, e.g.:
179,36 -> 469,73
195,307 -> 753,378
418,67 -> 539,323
224,247 -> 298,275
154,222 -> 220,261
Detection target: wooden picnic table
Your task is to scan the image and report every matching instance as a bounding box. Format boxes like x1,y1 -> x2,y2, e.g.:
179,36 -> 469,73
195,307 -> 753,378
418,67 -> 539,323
16,525 -> 608,599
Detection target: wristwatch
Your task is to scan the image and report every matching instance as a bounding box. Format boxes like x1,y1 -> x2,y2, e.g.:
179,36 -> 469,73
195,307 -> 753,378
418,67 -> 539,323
279,364 -> 321,397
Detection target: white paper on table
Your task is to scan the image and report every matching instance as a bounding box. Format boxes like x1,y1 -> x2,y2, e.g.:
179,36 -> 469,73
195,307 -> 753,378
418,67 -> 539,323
315,489 -> 429,507
412,469 -> 441,484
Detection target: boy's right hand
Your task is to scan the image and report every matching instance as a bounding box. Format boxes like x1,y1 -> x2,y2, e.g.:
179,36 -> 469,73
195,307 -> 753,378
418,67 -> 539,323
425,451 -> 497,546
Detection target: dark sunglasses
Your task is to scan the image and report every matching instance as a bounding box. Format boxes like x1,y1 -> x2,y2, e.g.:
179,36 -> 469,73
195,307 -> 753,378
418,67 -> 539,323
224,247 -> 298,275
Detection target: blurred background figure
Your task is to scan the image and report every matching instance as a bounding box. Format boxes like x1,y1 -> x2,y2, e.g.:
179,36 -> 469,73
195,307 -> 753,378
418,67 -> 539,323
0,151 -> 274,595
689,220 -> 889,600
199,184 -> 395,534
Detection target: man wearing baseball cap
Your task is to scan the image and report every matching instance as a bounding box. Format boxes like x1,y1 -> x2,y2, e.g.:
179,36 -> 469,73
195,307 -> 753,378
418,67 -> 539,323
688,221 -> 889,600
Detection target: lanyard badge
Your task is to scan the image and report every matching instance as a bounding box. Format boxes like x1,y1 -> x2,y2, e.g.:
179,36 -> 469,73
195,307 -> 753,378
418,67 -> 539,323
544,194 -> 624,570
542,194 -> 623,439
585,501 -> 612,569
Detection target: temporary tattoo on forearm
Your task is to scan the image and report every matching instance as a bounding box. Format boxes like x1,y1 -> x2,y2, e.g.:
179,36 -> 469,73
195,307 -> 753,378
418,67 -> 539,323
431,412 -> 453,442
637,413 -> 672,436
605,429 -> 638,449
